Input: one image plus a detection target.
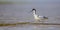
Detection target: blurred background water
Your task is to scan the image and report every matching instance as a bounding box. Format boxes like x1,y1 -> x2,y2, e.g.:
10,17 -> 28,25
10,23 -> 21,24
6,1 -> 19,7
0,0 -> 60,30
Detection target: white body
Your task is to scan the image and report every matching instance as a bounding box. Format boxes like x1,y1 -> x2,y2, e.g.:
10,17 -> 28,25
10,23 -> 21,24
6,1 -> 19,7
33,14 -> 40,20
31,8 -> 48,22
33,10 -> 41,21
32,9 -> 48,22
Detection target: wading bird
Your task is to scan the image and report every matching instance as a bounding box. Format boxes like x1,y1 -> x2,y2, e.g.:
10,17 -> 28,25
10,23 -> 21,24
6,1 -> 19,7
31,8 -> 48,22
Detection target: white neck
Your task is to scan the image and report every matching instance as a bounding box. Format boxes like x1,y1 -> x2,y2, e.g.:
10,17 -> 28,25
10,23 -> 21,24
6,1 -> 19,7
33,10 -> 36,15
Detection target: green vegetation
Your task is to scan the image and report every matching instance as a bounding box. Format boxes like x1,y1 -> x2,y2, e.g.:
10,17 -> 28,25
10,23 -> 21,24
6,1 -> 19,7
0,22 -> 30,26
0,22 -> 60,26
0,1 -> 14,4
0,1 -> 31,4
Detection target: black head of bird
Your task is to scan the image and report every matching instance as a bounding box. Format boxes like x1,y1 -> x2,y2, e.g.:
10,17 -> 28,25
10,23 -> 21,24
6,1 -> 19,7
32,8 -> 36,12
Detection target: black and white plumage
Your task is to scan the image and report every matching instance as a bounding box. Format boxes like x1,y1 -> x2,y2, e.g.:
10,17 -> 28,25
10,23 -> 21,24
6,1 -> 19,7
31,8 -> 48,22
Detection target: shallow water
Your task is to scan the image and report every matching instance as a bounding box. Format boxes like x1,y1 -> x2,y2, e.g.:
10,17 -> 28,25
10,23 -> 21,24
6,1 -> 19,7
0,24 -> 60,30
0,0 -> 60,30
0,3 -> 60,23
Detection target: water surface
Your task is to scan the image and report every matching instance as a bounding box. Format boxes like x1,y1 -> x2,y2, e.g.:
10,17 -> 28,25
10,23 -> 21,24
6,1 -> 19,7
0,0 -> 60,30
